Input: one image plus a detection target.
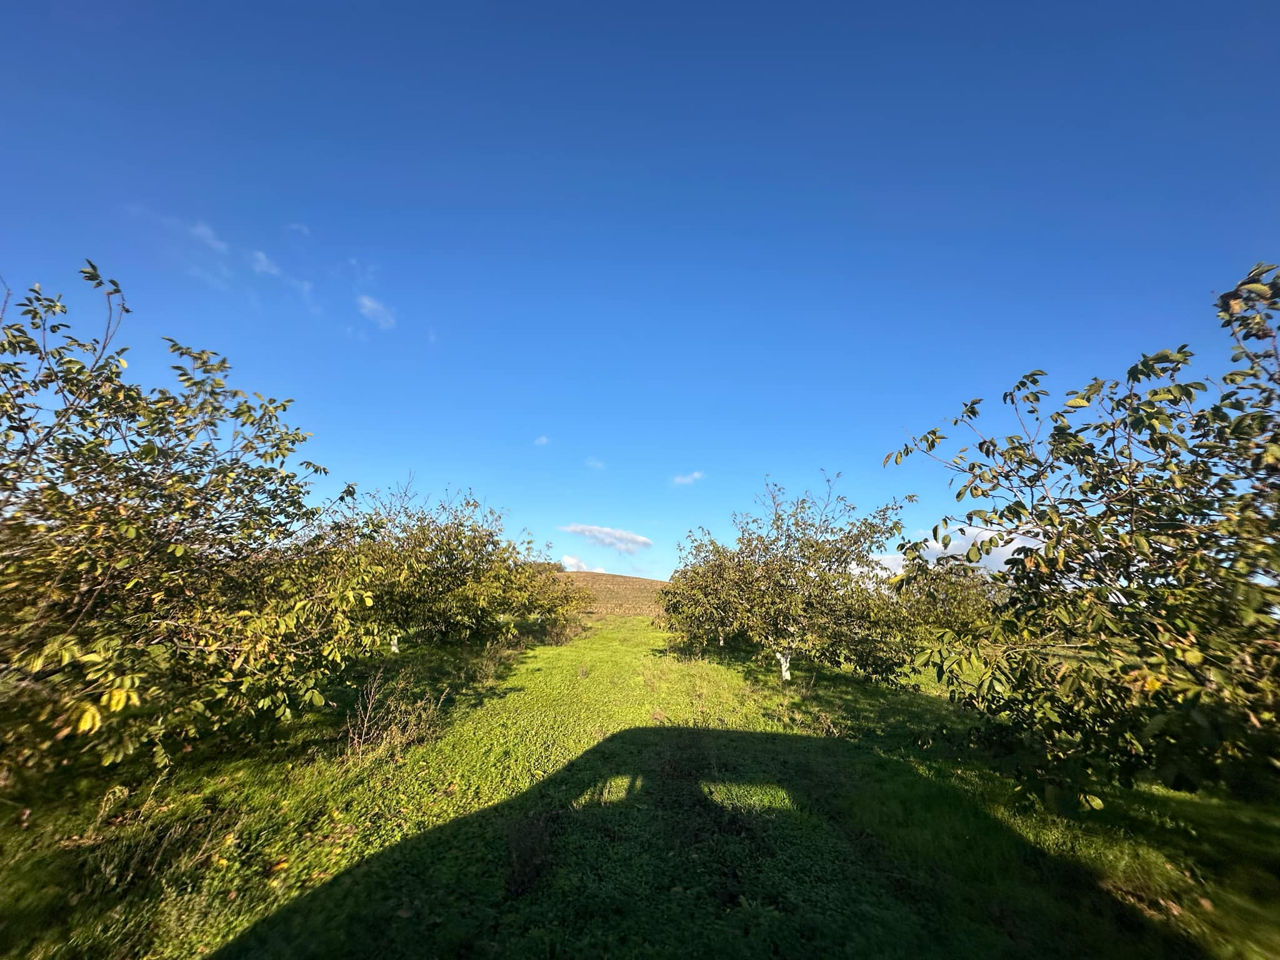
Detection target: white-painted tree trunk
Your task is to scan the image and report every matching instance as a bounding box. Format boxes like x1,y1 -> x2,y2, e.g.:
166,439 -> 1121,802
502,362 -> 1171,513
775,651 -> 791,681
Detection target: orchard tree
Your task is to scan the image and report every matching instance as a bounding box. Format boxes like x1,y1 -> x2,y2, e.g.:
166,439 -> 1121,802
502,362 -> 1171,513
659,538 -> 750,653
889,262 -> 1280,805
0,264 -> 387,770
340,485 -> 588,649
663,478 -> 907,681
0,264 -> 585,775
889,561 -> 1005,664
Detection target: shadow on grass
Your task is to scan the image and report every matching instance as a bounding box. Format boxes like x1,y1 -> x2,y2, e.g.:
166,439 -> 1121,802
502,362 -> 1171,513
657,639 -> 966,750
0,640 -> 538,959
216,727 -> 1203,960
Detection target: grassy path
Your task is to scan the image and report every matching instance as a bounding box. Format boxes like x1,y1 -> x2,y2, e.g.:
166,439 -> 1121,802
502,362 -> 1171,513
5,618 -> 1278,958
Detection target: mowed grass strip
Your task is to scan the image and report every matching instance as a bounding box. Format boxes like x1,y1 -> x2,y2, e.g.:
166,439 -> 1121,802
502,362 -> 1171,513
3,618 -> 1278,959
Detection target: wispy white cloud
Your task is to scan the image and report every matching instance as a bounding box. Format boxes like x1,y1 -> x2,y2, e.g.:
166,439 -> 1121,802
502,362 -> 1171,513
144,209 -> 316,307
251,251 -> 316,308
560,523 -> 653,555
347,258 -> 379,287
356,294 -> 396,330
251,250 -> 281,276
585,457 -> 605,470
534,435 -> 549,446
561,555 -> 605,573
286,222 -> 311,237
190,221 -> 228,253
185,264 -> 232,291
673,470 -> 704,485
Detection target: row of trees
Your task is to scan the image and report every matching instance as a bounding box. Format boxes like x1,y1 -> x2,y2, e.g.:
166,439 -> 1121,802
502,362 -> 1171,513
7,257 -> 1275,807
662,263 -> 1279,807
0,264 -> 584,776
659,479 -> 996,683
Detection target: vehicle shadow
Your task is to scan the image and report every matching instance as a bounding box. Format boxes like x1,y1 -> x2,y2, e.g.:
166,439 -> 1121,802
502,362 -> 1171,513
215,726 -> 1204,959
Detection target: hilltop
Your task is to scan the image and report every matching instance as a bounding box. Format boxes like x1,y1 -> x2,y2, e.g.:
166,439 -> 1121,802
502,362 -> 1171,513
560,571 -> 668,619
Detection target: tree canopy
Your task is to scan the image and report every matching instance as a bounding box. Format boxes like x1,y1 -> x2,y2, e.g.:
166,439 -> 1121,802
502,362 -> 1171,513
889,262 -> 1280,805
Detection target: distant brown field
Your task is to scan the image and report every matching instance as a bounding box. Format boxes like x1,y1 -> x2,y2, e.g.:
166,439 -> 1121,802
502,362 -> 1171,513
561,571 -> 667,619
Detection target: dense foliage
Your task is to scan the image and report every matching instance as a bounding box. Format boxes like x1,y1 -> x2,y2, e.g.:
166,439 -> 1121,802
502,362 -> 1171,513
662,479 -> 929,680
342,487 -> 586,649
9,254 -> 1276,818
0,265 -> 583,777
890,263 -> 1280,805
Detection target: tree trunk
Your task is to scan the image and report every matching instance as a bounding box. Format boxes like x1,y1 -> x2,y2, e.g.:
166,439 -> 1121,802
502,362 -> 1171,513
775,650 -> 791,682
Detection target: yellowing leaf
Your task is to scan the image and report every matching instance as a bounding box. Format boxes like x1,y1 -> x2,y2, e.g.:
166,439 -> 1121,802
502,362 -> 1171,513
76,705 -> 102,735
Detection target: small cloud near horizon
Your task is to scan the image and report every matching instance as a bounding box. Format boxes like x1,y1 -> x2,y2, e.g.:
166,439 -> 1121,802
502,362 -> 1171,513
286,222 -> 311,236
560,523 -> 653,555
534,435 -> 549,446
356,294 -> 396,330
585,457 -> 605,470
673,470 -> 704,485
561,554 -> 605,573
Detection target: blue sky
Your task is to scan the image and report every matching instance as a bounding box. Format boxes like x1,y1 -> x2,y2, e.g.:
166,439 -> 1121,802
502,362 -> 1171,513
2,1 -> 1275,579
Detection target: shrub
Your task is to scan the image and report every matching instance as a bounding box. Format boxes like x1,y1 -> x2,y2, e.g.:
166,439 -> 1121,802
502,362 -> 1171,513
337,486 -> 588,651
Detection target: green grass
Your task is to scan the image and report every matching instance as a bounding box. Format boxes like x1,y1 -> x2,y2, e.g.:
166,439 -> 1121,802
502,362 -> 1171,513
3,618 -> 1278,958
